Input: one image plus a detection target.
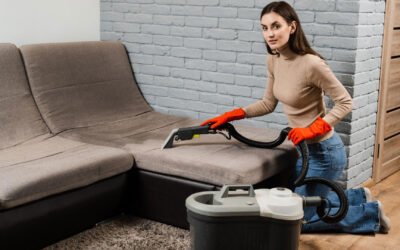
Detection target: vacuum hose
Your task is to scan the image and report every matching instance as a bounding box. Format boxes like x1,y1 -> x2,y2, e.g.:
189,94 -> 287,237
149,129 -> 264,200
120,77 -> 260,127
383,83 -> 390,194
220,123 -> 348,224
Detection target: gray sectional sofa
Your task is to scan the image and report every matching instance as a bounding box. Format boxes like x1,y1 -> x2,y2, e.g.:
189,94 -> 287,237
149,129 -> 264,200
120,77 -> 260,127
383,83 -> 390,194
0,41 -> 297,249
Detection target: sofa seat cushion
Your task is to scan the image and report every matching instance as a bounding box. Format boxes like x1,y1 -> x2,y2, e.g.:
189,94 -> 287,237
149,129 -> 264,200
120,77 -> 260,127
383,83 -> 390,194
0,136 -> 133,210
61,111 -> 297,186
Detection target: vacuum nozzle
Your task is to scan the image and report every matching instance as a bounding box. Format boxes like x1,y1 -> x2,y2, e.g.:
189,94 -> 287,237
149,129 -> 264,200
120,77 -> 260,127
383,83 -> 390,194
161,125 -> 212,149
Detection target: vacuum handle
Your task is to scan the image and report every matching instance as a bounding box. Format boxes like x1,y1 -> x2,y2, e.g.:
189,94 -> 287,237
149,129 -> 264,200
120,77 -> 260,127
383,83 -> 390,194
176,125 -> 211,140
218,184 -> 256,199
161,125 -> 211,149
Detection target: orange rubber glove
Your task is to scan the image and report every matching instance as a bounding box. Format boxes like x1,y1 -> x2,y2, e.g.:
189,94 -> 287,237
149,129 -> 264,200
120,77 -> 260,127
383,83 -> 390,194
200,108 -> 246,129
288,117 -> 332,145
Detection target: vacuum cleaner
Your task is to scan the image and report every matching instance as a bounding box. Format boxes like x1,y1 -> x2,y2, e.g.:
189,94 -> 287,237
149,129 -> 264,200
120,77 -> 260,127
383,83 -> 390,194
162,123 -> 348,250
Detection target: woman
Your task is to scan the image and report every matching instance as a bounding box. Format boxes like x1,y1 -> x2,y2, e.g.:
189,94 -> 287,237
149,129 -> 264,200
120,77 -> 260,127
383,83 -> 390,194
201,1 -> 390,234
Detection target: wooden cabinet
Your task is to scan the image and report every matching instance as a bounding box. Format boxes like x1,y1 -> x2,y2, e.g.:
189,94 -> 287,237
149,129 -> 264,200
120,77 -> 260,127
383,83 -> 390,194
374,0 -> 400,181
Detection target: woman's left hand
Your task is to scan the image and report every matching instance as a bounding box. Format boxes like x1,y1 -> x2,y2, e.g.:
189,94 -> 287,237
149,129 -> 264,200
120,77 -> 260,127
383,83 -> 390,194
288,117 -> 332,145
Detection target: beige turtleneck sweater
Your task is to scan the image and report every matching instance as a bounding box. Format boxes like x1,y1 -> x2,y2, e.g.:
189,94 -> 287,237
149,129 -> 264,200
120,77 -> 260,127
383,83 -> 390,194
243,46 -> 352,143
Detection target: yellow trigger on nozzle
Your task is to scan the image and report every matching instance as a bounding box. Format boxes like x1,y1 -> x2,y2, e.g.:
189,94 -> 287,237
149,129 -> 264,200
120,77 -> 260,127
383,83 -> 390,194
193,134 -> 200,139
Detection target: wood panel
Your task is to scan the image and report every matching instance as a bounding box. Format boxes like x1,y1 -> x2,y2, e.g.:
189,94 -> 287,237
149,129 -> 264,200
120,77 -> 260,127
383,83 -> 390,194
395,0 -> 400,27
389,58 -> 400,85
383,134 -> 400,163
391,31 -> 400,56
387,83 -> 400,110
381,156 -> 400,181
385,108 -> 400,138
387,58 -> 400,110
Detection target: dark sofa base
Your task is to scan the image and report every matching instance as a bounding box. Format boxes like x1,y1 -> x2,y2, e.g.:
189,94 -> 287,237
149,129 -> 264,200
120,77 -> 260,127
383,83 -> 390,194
0,173 -> 129,250
0,167 -> 292,249
127,167 -> 293,229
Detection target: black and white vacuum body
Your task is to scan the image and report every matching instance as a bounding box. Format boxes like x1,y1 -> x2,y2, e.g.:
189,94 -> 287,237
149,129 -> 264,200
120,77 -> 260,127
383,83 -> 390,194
186,185 -> 303,250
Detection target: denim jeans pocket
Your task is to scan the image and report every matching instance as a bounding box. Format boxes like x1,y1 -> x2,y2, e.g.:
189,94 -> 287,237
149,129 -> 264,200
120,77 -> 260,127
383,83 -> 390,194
294,133 -> 347,182
325,137 -> 346,171
308,148 -> 332,171
306,133 -> 346,172
328,146 -> 346,170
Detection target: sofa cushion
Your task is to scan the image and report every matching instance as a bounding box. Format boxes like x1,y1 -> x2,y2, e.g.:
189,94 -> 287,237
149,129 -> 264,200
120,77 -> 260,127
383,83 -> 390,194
62,111 -> 297,185
0,43 -> 49,150
0,136 -> 133,210
20,41 -> 152,134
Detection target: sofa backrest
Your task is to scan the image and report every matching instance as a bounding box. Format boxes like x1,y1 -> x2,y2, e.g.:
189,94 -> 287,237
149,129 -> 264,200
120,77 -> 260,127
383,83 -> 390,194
20,41 -> 152,134
0,43 -> 49,150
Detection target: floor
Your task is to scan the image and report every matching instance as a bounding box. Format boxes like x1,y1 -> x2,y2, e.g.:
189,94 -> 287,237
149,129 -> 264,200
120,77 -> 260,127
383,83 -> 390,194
45,170 -> 400,249
299,170 -> 400,249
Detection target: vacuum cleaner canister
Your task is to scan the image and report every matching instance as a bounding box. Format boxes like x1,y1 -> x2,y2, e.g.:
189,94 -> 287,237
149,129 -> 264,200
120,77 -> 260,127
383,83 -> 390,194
186,185 -> 303,250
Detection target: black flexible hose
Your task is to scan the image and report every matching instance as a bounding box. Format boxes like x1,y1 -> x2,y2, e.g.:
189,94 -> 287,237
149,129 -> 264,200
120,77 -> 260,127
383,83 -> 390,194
293,142 -> 309,187
302,177 -> 349,224
221,123 -> 289,148
220,123 -> 348,224
221,123 -> 308,187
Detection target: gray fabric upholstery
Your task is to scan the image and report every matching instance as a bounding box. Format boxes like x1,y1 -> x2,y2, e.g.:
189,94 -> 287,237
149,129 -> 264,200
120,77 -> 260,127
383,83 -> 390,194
0,136 -> 133,210
21,41 -> 296,186
0,43 -> 49,150
62,111 -> 297,185
20,41 -> 152,134
0,43 -> 134,210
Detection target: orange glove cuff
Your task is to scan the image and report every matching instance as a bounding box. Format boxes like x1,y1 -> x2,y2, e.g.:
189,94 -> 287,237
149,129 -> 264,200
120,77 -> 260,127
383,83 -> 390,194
288,117 -> 332,145
225,108 -> 246,122
309,117 -> 332,136
200,108 -> 246,129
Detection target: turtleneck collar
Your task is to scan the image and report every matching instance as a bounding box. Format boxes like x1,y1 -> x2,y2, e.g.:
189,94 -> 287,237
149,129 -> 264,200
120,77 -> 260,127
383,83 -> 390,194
276,44 -> 297,60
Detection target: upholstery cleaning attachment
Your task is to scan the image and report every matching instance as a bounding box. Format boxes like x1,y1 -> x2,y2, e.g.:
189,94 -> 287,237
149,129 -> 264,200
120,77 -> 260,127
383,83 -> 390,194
161,124 -> 230,150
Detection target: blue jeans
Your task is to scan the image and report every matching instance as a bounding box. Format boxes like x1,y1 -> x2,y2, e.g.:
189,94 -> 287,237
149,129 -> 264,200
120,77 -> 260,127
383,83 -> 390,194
293,132 -> 380,233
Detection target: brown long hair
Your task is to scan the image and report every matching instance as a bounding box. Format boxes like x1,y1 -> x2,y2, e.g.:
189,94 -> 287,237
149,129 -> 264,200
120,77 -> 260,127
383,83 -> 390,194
261,1 -> 323,59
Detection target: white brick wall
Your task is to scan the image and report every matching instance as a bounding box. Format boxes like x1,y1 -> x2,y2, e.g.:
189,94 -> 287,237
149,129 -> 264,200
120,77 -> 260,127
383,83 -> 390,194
347,0 -> 385,187
100,0 -> 386,187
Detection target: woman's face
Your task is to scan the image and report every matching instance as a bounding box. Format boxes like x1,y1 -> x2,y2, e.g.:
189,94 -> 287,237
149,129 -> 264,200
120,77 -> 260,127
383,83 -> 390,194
261,12 -> 296,51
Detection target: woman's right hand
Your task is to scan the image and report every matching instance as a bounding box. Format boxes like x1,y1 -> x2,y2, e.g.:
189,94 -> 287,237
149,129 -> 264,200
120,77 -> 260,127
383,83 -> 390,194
200,108 -> 246,129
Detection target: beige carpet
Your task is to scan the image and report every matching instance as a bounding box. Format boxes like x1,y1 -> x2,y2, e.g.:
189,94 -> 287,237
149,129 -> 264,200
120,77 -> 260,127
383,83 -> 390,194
44,215 -> 191,250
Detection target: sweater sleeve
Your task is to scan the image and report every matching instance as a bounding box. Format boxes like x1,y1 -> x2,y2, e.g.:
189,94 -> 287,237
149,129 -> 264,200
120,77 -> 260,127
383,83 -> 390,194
308,57 -> 353,126
243,56 -> 278,118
